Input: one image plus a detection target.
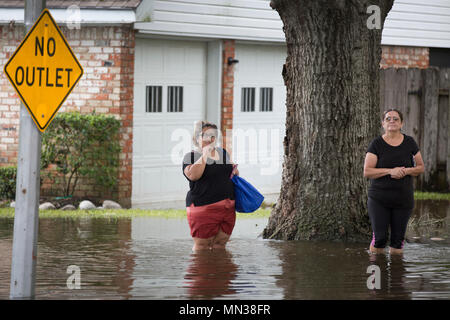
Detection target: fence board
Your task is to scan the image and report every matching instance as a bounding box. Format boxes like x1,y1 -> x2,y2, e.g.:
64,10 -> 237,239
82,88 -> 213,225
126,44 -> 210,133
379,68 -> 385,118
380,67 -> 448,191
405,68 -> 422,147
383,68 -> 407,110
438,69 -> 450,166
444,68 -> 450,188
437,93 -> 448,165
421,68 -> 439,188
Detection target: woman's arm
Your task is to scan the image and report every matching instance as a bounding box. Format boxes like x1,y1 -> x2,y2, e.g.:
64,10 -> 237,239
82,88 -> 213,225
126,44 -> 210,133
405,152 -> 425,176
222,148 -> 239,176
363,152 -> 405,179
231,164 -> 239,177
184,147 -> 212,181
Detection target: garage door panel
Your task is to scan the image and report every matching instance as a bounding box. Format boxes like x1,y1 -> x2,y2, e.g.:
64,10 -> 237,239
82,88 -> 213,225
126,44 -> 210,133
142,126 -> 164,155
133,83 -> 146,115
184,84 -> 205,112
236,46 -> 285,82
162,167 -> 186,194
163,124 -> 190,158
186,48 -> 206,78
149,48 -> 165,74
142,168 -> 162,196
132,168 -> 141,197
166,47 -> 187,75
133,38 -> 206,208
236,163 -> 282,192
233,43 -> 286,197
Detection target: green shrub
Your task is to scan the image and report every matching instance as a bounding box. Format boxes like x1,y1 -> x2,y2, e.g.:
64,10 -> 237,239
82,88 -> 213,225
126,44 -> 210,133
41,112 -> 121,197
0,166 -> 17,200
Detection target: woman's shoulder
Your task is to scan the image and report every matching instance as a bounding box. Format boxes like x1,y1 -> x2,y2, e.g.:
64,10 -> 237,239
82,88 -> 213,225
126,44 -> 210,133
186,149 -> 201,154
402,134 -> 419,145
183,150 -> 201,164
367,136 -> 383,154
402,134 -> 416,142
368,135 -> 383,143
402,134 -> 420,151
368,135 -> 383,146
217,147 -> 231,158
374,135 -> 383,141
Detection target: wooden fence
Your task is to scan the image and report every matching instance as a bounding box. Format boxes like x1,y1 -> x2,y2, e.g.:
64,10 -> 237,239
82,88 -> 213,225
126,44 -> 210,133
380,67 -> 449,191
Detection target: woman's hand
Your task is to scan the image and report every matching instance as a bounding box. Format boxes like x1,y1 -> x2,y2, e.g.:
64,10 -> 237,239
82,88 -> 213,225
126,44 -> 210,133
202,144 -> 215,160
390,167 -> 406,179
230,164 -> 239,178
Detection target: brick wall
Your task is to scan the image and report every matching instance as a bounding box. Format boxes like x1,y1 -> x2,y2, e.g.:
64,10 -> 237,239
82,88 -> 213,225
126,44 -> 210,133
0,24 -> 134,207
221,39 -> 235,155
380,45 -> 429,69
0,25 -> 22,166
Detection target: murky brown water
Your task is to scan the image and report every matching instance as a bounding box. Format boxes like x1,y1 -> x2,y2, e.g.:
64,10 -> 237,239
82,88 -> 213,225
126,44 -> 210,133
0,200 -> 448,299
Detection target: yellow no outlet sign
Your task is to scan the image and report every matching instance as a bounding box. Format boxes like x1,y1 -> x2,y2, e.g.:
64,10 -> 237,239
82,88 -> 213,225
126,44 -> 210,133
4,9 -> 83,132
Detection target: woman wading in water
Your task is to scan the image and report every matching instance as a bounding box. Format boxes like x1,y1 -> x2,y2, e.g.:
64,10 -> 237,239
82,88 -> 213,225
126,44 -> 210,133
182,121 -> 239,251
364,109 -> 424,255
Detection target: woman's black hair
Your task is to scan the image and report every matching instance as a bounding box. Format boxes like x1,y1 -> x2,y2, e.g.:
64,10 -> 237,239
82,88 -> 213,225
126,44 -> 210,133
202,122 -> 218,130
382,108 -> 404,122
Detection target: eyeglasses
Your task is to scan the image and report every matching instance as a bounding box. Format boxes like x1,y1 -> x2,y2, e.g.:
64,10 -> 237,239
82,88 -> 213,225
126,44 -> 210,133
202,133 -> 215,138
384,117 -> 400,122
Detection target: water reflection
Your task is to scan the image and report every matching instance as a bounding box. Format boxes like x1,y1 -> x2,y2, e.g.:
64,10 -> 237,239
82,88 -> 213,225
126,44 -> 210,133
271,241 -> 380,299
0,200 -> 448,299
407,200 -> 450,241
0,218 -> 135,299
271,240 -> 450,300
368,252 -> 410,299
184,250 -> 238,299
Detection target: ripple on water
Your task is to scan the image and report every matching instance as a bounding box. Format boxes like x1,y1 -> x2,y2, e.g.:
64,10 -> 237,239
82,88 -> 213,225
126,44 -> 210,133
0,217 -> 448,299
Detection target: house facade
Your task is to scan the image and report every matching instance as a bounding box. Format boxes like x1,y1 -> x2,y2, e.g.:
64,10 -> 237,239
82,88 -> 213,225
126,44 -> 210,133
1,0 -> 449,208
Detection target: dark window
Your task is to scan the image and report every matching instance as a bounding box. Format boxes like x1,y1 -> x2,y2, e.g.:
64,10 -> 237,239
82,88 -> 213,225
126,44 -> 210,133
260,87 -> 273,112
146,86 -> 162,113
430,48 -> 450,68
167,86 -> 183,112
241,87 -> 255,112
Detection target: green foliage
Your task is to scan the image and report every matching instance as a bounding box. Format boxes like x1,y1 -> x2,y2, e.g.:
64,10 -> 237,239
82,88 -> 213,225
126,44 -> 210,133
0,166 -> 17,200
41,112 -> 121,197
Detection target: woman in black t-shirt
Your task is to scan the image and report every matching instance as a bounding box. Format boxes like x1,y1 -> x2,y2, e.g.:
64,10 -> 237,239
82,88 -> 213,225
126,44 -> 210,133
363,109 -> 424,255
182,121 -> 239,251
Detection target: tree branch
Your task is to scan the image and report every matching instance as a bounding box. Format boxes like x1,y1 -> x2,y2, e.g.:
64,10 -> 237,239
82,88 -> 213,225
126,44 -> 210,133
269,0 -> 279,10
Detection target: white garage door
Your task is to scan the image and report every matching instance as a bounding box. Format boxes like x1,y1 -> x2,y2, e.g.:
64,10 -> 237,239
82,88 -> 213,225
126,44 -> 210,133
233,43 -> 287,201
132,38 -> 206,208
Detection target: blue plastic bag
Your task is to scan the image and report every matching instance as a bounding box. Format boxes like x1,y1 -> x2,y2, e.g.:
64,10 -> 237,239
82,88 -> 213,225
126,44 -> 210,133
231,175 -> 264,213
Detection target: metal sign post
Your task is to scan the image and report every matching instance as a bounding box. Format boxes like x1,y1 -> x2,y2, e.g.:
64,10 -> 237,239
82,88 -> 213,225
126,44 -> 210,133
9,0 -> 46,299
6,1 -> 83,299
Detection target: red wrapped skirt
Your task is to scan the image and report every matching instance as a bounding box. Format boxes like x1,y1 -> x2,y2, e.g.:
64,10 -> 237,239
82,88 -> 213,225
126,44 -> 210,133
186,198 -> 236,239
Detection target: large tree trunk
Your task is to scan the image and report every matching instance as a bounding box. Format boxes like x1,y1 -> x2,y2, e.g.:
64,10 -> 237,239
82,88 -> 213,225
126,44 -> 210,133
263,0 -> 394,241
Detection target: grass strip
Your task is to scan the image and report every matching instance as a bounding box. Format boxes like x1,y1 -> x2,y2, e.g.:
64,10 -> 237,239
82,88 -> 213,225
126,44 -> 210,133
0,207 -> 272,219
0,191 -> 447,219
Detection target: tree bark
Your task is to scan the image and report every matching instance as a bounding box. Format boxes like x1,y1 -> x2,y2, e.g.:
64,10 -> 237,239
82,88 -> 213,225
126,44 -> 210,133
263,0 -> 394,241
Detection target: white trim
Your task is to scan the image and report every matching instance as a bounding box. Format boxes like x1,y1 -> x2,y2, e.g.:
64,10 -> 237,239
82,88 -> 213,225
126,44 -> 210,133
0,8 -> 136,25
135,22 -> 285,42
206,40 -> 222,130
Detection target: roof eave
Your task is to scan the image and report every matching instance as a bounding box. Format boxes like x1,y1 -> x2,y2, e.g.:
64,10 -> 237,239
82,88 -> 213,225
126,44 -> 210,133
0,8 -> 136,25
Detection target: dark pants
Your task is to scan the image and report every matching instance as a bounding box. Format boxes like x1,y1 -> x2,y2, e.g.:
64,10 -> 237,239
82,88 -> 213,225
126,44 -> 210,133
368,197 -> 412,249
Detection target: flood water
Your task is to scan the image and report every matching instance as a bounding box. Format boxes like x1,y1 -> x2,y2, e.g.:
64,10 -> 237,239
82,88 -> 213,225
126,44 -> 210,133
0,200 -> 448,300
